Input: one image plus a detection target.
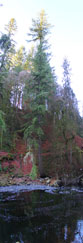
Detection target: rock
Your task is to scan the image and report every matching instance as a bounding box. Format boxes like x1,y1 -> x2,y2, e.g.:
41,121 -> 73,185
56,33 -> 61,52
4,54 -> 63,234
39,178 -> 45,182
50,179 -> 61,187
27,182 -> 31,185
46,179 -> 51,184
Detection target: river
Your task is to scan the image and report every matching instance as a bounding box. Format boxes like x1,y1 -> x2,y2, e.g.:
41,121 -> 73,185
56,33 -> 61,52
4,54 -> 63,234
0,185 -> 83,243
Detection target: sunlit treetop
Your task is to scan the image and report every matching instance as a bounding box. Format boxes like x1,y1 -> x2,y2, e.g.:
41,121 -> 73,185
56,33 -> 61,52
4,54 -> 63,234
28,9 -> 51,44
5,18 -> 17,36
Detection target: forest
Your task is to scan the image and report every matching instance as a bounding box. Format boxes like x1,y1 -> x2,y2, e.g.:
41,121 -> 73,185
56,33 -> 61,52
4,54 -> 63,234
0,10 -> 83,180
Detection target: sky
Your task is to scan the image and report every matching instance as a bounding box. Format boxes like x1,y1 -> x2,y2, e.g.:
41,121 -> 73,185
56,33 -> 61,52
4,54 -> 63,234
0,0 -> 83,115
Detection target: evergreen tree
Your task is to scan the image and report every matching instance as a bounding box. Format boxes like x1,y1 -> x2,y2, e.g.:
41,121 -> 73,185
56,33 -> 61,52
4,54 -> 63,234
0,33 -> 11,71
0,18 -> 18,149
58,58 -> 78,163
0,18 -> 17,71
5,18 -> 17,36
24,11 -> 54,176
28,9 -> 51,45
62,58 -> 78,127
11,46 -> 27,71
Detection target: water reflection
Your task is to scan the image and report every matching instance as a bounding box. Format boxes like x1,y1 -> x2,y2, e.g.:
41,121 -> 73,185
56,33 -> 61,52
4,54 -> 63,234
0,187 -> 83,242
73,220 -> 83,243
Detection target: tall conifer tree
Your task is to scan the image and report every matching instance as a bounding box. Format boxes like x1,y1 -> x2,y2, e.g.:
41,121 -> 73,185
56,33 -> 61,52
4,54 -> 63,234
24,10 -> 55,176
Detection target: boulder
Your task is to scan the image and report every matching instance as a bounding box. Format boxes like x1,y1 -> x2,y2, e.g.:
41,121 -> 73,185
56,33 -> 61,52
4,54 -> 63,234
46,178 -> 51,184
50,179 -> 62,187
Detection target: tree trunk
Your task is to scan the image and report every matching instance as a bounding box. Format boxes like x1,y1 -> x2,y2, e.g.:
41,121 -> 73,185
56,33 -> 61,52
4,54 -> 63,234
38,138 -> 44,177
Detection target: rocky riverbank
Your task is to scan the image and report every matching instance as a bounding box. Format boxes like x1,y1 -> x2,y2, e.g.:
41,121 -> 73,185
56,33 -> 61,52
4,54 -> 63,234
0,174 -> 60,187
0,173 -> 83,187
0,149 -> 83,188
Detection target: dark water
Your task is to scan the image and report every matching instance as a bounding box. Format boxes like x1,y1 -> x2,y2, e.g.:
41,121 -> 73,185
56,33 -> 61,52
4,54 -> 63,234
0,185 -> 83,243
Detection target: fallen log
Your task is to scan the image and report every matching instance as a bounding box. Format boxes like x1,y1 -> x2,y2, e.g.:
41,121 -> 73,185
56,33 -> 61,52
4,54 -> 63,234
62,174 -> 83,186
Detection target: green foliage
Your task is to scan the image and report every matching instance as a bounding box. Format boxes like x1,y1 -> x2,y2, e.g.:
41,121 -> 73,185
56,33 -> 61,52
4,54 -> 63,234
0,110 -> 6,149
0,18 -> 17,71
24,11 -> 55,176
24,43 -> 54,144
0,13 -> 82,178
24,45 -> 35,71
30,164 -> 37,180
0,111 -> 6,130
0,34 -> 11,70
28,9 -> 51,44
3,166 -> 8,172
11,46 -> 27,70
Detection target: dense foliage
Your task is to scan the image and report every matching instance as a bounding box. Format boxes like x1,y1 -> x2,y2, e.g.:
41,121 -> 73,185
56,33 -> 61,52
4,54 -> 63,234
0,11 -> 83,177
